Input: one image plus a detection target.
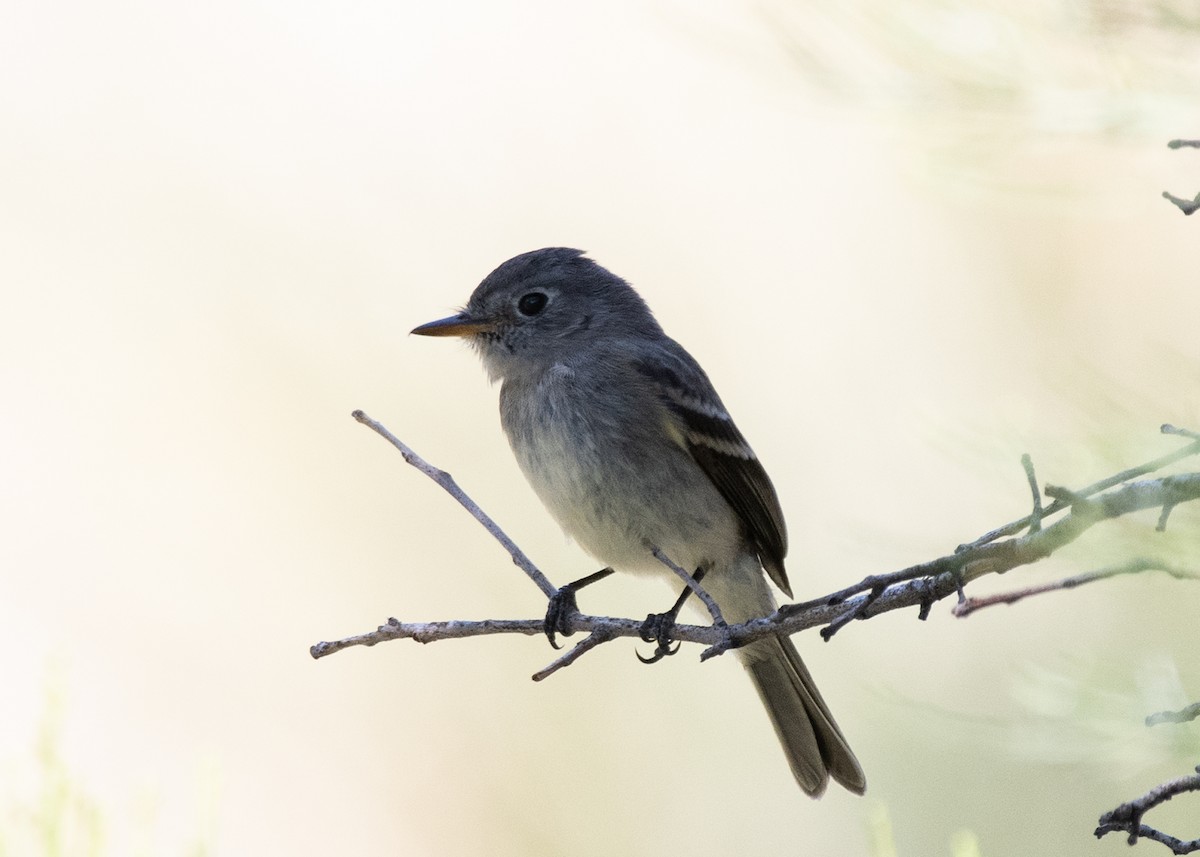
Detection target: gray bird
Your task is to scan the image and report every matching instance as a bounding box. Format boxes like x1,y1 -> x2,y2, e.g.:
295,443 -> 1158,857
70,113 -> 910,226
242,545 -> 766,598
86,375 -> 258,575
412,247 -> 865,797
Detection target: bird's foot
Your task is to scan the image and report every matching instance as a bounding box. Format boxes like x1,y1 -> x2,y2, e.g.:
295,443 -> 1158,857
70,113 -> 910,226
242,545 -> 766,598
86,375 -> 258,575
542,567 -> 615,649
637,612 -> 681,664
543,587 -> 580,650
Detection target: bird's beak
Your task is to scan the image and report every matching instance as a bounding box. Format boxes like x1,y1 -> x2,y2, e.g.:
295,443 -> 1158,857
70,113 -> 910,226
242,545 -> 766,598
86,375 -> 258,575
410,311 -> 493,338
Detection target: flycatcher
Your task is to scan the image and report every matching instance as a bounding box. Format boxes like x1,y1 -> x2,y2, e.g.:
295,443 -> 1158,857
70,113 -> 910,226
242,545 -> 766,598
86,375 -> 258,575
412,247 -> 865,797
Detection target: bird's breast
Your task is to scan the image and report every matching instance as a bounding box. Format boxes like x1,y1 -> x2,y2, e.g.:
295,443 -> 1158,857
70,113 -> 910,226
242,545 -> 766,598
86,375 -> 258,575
499,365 -> 741,576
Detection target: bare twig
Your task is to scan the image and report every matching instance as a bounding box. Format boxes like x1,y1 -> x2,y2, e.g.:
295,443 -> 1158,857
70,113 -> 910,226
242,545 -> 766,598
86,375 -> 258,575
1163,191 -> 1200,216
1146,702 -> 1200,727
952,559 -> 1200,617
1096,768 -> 1200,853
955,425 -> 1200,552
783,477 -> 1200,640
531,629 -> 618,681
1164,139 -> 1200,216
309,616 -> 545,659
1165,424 -> 1200,442
351,410 -> 556,599
1021,453 -> 1044,533
805,427 -> 1200,621
652,547 -> 727,627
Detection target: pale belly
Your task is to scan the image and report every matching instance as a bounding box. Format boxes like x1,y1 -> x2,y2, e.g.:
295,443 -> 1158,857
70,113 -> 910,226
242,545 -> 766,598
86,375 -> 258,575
501,373 -> 742,578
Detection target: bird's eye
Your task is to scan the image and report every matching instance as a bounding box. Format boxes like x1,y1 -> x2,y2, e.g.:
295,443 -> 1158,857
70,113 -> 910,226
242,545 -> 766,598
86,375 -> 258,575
517,292 -> 548,316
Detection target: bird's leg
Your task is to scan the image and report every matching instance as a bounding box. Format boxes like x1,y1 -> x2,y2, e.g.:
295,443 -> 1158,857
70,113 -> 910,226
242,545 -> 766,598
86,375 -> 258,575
544,567 -> 615,649
638,569 -> 706,664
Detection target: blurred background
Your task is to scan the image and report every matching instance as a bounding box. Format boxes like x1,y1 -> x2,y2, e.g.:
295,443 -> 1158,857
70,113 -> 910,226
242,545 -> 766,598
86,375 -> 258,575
3,0 -> 1199,854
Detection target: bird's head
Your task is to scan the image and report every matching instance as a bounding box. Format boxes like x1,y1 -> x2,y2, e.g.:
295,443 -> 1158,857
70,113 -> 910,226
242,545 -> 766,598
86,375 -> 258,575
412,247 -> 660,382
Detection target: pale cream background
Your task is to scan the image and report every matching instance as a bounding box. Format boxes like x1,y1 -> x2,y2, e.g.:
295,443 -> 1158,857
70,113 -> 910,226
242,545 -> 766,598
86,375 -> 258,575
2,1 -> 1199,855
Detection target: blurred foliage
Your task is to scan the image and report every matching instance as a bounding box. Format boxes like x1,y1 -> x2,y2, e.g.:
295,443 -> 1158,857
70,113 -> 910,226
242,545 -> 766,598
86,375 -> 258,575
868,804 -> 986,856
0,681 -> 103,857
742,0 -> 1200,200
867,803 -> 900,857
0,676 -> 214,857
761,0 -> 1200,132
1009,655 -> 1200,776
950,828 -> 984,857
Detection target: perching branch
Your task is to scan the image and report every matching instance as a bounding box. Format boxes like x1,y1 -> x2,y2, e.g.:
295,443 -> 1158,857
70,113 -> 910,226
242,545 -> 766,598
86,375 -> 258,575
319,414 -> 1200,846
312,417 -> 1200,674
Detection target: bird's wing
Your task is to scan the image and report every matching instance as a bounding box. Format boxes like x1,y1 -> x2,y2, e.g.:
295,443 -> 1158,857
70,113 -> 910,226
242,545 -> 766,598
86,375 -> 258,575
630,340 -> 791,597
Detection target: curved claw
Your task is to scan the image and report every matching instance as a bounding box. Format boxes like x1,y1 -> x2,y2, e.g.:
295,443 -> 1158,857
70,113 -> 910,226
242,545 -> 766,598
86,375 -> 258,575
636,640 -> 681,664
636,611 -> 681,665
543,587 -> 580,649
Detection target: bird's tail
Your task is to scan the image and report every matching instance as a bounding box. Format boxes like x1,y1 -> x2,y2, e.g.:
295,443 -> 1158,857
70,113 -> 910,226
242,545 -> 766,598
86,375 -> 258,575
704,553 -> 865,797
742,634 -> 866,797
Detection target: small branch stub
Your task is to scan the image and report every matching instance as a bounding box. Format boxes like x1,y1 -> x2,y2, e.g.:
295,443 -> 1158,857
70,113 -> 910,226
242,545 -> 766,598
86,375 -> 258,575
1164,138 -> 1200,215
1146,702 -> 1200,728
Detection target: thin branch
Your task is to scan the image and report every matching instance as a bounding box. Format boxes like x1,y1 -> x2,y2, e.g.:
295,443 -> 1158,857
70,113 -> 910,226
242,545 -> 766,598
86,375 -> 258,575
954,425 -> 1200,552
531,629 -> 617,681
1162,191 -> 1200,216
952,559 -> 1200,617
309,616 -> 545,660
803,429 -> 1200,622
351,410 -> 556,599
1147,702 -> 1200,727
1021,453 -> 1044,533
1096,768 -> 1200,853
782,479 -> 1200,639
651,547 -> 727,628
1164,139 -> 1200,216
1094,822 -> 1200,855
1165,424 -> 1200,442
